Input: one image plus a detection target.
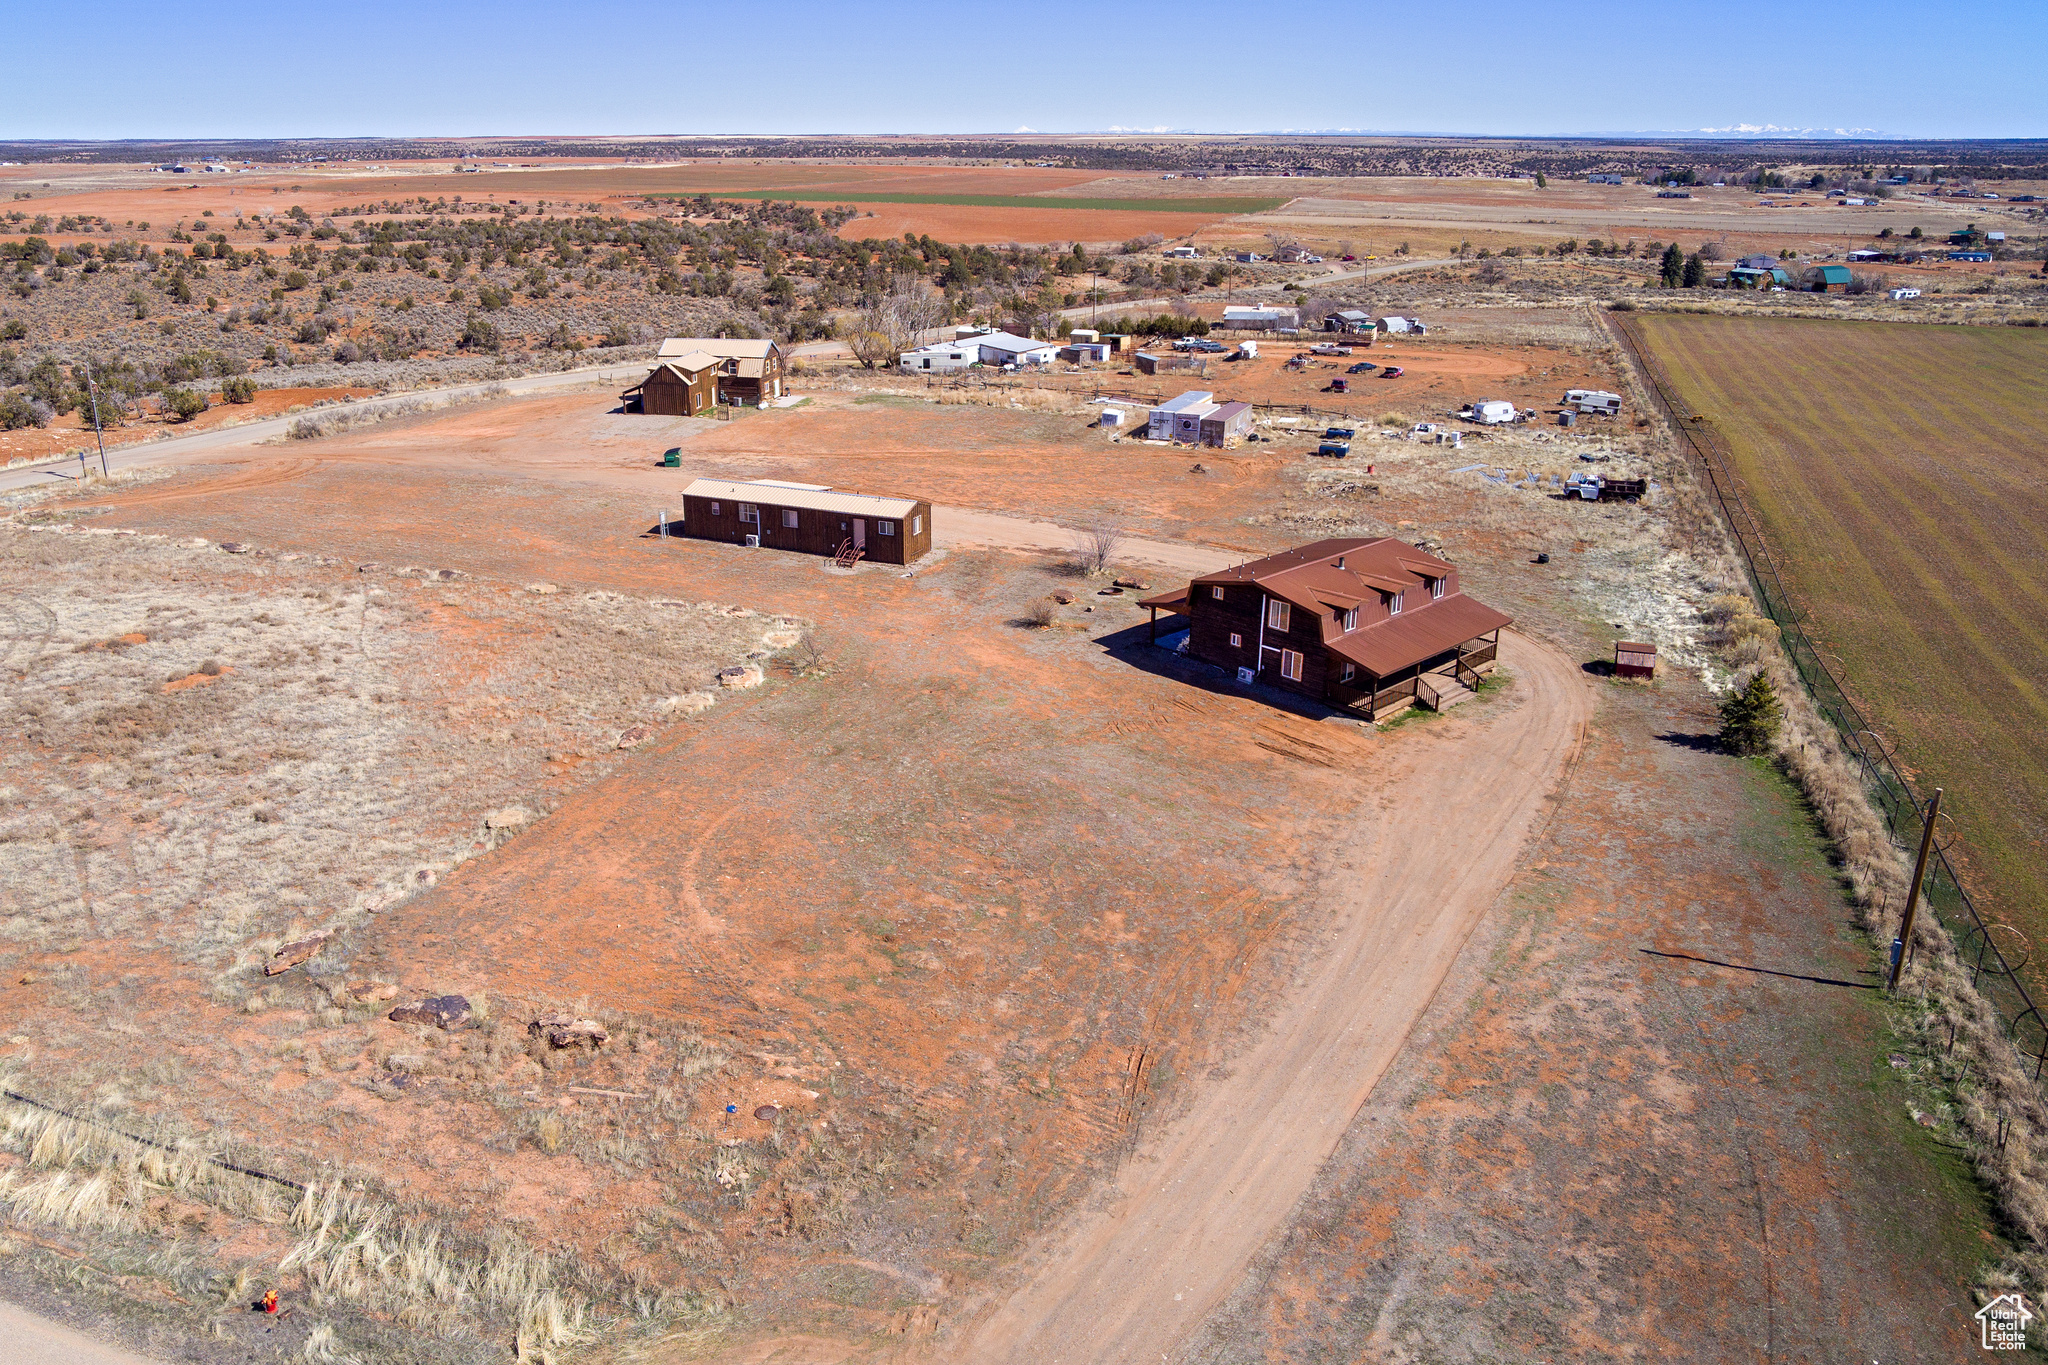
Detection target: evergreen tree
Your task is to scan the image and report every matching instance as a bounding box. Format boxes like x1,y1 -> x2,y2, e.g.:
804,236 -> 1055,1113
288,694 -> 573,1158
1682,253 -> 1706,288
1718,672 -> 1783,755
1659,242 -> 1685,287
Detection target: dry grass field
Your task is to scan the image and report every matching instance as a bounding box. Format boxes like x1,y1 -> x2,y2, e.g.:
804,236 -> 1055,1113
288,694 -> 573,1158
1632,313 -> 2048,946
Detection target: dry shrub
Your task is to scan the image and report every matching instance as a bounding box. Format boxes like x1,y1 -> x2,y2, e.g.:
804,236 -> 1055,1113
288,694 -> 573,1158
1021,598 -> 1058,628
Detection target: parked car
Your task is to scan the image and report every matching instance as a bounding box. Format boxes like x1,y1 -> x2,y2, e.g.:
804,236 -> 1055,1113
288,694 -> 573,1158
1346,362 -> 1375,374
1380,366 -> 1404,378
1341,254 -> 1357,261
1328,379 -> 1349,394
1190,340 -> 1225,353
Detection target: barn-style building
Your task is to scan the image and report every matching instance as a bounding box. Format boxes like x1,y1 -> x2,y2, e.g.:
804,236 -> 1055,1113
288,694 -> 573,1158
1139,538 -> 1511,719
673,479 -> 932,566
623,338 -> 786,413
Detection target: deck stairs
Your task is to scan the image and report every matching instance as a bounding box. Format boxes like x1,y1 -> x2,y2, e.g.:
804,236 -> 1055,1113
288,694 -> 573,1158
1419,670 -> 1477,711
833,539 -> 865,569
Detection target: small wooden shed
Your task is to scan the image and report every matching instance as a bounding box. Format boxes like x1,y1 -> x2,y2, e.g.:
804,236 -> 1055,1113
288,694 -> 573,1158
1615,641 -> 1657,679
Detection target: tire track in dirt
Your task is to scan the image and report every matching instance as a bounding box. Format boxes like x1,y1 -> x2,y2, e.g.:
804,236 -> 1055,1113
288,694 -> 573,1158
938,632 -> 1594,1365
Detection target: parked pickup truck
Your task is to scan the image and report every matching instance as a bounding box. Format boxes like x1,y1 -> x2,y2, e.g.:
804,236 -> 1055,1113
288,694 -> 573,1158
1564,473 -> 1649,502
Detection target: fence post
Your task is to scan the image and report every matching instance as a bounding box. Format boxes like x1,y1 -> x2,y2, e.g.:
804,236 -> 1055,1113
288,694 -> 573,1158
1889,788 -> 1943,991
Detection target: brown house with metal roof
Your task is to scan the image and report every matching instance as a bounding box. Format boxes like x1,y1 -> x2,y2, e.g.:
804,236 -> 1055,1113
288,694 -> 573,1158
673,478 -> 932,566
1138,538 -> 1512,718
622,353 -> 718,416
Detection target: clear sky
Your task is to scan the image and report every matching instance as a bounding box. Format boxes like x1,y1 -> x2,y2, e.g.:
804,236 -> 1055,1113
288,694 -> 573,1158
7,0 -> 2044,141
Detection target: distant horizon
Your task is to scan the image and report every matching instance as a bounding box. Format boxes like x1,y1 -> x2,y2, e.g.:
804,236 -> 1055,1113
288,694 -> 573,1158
7,0 -> 2042,143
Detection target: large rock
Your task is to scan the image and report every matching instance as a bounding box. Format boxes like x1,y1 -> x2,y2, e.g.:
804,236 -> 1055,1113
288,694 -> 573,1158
530,1011 -> 608,1049
264,930 -> 332,977
718,664 -> 765,690
389,995 -> 473,1030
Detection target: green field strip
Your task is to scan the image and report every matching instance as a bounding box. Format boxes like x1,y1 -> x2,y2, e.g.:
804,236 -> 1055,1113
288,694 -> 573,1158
647,191 -> 1287,214
1637,314 -> 2048,935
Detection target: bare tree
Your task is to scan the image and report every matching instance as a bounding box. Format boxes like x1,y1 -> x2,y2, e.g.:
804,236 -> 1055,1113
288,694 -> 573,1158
1081,520 -> 1125,575
850,276 -> 946,368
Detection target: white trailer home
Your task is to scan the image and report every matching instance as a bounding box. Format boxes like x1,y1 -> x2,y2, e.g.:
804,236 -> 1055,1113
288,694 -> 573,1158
1147,391 -> 1217,441
1562,389 -> 1624,415
1222,305 -> 1300,332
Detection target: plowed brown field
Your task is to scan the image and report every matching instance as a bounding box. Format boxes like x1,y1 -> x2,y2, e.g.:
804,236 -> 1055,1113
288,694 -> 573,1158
1632,313 -> 2048,943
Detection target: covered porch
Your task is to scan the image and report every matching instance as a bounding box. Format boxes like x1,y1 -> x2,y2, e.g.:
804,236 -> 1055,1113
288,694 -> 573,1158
1328,628 -> 1503,721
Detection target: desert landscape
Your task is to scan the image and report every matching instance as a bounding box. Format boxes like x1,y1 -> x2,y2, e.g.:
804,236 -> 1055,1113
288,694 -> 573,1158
1,115 -> 2046,1365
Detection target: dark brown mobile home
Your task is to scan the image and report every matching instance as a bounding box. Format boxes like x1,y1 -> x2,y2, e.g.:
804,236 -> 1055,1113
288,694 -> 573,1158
675,479 -> 932,566
621,353 -> 718,416
1138,538 -> 1512,720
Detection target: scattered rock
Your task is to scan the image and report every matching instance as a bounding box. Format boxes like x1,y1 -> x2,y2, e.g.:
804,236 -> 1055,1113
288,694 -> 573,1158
435,568 -> 463,581
1097,587 -> 1124,597
1112,577 -> 1150,591
530,1011 -> 609,1049
357,562 -> 382,574
218,542 -> 250,555
525,582 -> 558,595
264,930 -> 333,977
718,664 -> 765,690
389,995 -> 474,1030
1190,463 -> 1207,474
1051,589 -> 1077,605
482,806 -> 532,831
754,1104 -> 781,1121
617,725 -> 652,749
350,981 -> 399,1003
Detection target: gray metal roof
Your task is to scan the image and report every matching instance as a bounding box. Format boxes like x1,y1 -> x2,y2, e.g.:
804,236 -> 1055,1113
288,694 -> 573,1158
682,478 -> 920,519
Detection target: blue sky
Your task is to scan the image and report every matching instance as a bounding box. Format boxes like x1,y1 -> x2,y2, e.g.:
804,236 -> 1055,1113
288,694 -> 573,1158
7,0 -> 2043,140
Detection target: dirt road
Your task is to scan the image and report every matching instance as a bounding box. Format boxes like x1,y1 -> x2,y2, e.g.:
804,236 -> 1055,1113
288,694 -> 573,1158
0,1300 -> 163,1365
941,631 -> 1593,1364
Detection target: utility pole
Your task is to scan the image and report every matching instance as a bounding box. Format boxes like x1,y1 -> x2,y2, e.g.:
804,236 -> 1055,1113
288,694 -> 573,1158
1889,787 -> 1943,991
81,356 -> 109,479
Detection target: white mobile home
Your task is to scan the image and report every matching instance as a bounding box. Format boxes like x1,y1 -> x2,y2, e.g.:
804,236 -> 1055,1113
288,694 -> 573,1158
1147,391 -> 1217,441
1562,389 -> 1623,415
899,344 -> 980,373
1222,305 -> 1300,332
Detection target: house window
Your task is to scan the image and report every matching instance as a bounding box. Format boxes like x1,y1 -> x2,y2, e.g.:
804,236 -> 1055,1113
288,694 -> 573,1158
1229,632 -> 1242,648
738,503 -> 759,524
1343,606 -> 1358,632
709,501 -> 720,515
1211,585 -> 1225,600
1341,662 -> 1355,683
782,509 -> 800,529
1280,649 -> 1303,681
1267,600 -> 1290,631
911,515 -> 923,535
1430,577 -> 1444,599
1389,591 -> 1404,615
877,520 -> 897,536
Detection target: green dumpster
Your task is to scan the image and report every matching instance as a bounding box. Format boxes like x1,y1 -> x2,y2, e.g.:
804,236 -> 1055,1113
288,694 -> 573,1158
661,449 -> 681,468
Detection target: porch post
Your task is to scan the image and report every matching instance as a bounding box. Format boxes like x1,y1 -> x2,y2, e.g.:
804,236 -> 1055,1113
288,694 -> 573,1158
1149,606 -> 1158,643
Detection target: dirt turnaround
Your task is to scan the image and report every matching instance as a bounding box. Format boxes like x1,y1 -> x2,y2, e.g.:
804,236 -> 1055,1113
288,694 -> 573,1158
941,632 -> 1593,1363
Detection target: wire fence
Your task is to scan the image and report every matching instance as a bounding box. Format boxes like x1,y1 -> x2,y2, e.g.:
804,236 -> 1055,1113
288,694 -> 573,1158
1612,312 -> 2048,1082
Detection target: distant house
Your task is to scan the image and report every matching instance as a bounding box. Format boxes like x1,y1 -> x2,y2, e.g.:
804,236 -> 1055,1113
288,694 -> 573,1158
1199,401 -> 1253,447
1059,342 -> 1111,363
1807,264 -> 1854,292
1378,316 -> 1426,335
1324,310 -> 1374,334
1223,304 -> 1300,331
1147,391 -> 1217,441
1727,266 -> 1790,289
901,331 -> 1058,370
1846,249 -> 1886,262
653,337 -> 785,404
1163,245 -> 1201,259
1890,287 -> 1921,300
1231,251 -> 1264,263
675,479 -> 931,565
1135,538 -> 1513,720
1588,173 -> 1626,185
1273,243 -> 1316,263
620,353 -> 719,416
1735,254 -> 1777,270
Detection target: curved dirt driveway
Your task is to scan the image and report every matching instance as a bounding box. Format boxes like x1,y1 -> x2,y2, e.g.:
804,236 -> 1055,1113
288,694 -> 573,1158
940,630 -> 1593,1364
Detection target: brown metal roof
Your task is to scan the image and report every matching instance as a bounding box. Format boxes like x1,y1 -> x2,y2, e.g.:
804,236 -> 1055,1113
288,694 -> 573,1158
1616,642 -> 1657,654
1137,586 -> 1190,610
1326,593 -> 1513,677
